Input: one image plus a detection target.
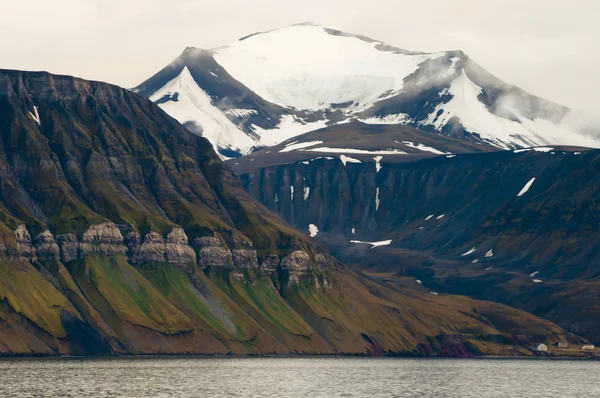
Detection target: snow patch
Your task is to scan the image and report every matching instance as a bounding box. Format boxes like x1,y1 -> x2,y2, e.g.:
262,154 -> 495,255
351,228 -> 356,235
374,156 -> 383,173
375,187 -> 380,211
308,224 -> 319,238
485,250 -> 494,258
251,115 -> 329,147
517,178 -> 536,197
280,140 -> 323,153
29,106 -> 41,126
425,215 -> 434,221
360,113 -> 411,125
290,186 -> 294,201
423,70 -> 600,149
436,214 -> 445,220
350,240 -> 392,248
530,271 -> 539,277
402,141 -> 449,155
303,186 -> 310,201
340,154 -> 361,166
150,67 -> 255,158
461,247 -> 476,256
214,24 -> 442,112
308,147 -> 407,155
533,279 -> 543,284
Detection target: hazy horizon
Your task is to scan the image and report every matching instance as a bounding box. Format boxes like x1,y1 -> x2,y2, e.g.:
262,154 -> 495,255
1,0 -> 598,113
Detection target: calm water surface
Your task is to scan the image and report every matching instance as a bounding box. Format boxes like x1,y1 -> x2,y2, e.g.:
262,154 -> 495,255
0,357 -> 599,397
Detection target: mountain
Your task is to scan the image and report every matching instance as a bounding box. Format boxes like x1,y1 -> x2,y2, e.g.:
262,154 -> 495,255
136,23 -> 600,158
232,138 -> 600,343
0,68 -> 577,356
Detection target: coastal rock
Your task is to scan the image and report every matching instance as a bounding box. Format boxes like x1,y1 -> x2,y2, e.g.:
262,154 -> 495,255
34,230 -> 60,261
79,222 -> 128,257
15,224 -> 37,262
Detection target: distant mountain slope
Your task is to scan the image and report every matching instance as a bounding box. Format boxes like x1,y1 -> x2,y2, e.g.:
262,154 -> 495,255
235,144 -> 600,342
228,122 -> 497,173
0,68 -> 575,356
136,23 -> 599,158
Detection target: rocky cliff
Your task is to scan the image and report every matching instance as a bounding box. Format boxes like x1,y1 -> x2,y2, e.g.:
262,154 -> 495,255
235,146 -> 600,343
0,68 -> 577,357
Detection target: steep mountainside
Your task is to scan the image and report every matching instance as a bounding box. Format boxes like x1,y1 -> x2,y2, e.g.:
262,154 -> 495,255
0,68 -> 575,356
234,144 -> 600,343
136,23 -> 600,158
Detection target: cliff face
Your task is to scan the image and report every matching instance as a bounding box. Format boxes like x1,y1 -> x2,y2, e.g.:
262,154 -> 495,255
0,69 -> 575,356
236,148 -> 600,342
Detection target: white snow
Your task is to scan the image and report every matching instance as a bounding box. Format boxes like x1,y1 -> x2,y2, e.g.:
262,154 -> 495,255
461,247 -> 477,256
416,280 -> 422,284
274,193 -> 279,203
430,292 -> 439,296
436,214 -> 445,220
446,155 -> 456,159
350,239 -> 392,248
533,147 -> 554,152
251,115 -> 329,147
339,154 -> 362,166
530,271 -> 539,277
517,178 -> 536,197
351,228 -> 356,235
301,161 -> 310,165
29,106 -> 41,126
485,249 -> 494,258
303,186 -> 310,201
214,24 -> 443,112
375,187 -> 380,211
280,140 -> 323,153
224,109 -> 258,118
533,279 -> 543,284
472,259 -> 479,264
374,156 -> 383,173
425,215 -> 434,221
485,267 -> 494,271
360,113 -> 411,125
574,152 -> 581,155
150,67 -> 255,158
290,186 -> 294,201
422,70 -> 600,149
308,147 -> 407,155
402,141 -> 449,155
308,224 -> 319,237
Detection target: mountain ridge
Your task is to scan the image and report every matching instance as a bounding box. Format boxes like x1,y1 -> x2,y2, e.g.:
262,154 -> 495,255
0,67 -> 578,356
135,24 -> 599,158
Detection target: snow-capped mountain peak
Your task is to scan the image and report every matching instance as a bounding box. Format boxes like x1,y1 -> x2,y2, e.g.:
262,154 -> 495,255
135,24 -> 600,158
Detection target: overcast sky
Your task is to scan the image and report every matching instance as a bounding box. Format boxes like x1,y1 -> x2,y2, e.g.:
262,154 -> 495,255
1,0 -> 598,112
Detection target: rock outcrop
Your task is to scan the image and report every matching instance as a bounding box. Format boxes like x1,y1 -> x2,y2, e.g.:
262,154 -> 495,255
261,254 -> 280,274
79,222 -> 128,258
281,250 -> 311,285
165,228 -> 197,266
232,249 -> 259,269
7,224 -> 320,285
15,224 -> 37,262
33,230 -> 60,261
194,235 -> 234,268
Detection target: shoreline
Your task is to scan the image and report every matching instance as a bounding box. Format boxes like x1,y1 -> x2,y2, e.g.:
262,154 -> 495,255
0,353 -> 598,361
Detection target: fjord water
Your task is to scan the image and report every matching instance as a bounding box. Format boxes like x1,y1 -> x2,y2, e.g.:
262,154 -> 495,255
1,358 -> 599,397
